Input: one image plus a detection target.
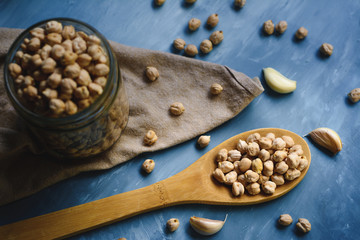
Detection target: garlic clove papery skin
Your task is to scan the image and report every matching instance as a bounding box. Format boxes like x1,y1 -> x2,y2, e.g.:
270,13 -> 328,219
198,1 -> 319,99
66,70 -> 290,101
308,127 -> 342,154
189,214 -> 227,236
263,67 -> 297,94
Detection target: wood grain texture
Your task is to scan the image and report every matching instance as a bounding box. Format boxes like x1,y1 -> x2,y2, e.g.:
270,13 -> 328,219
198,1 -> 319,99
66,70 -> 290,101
0,128 -> 311,239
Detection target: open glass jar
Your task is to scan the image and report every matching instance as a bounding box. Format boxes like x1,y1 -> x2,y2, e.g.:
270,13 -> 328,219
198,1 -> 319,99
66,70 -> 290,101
4,18 -> 129,159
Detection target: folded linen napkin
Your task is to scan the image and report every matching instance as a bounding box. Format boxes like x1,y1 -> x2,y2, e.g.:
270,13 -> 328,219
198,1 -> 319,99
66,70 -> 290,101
0,28 -> 263,206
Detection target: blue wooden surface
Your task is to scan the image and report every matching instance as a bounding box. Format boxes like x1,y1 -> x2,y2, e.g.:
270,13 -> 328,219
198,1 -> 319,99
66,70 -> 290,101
0,0 -> 359,239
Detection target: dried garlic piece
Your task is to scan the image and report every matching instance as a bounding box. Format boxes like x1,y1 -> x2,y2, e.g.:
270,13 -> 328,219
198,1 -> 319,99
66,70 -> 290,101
308,127 -> 342,154
189,215 -> 227,236
263,68 -> 296,94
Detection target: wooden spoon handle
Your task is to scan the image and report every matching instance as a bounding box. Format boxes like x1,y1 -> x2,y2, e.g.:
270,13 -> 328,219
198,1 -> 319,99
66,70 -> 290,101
0,182 -> 172,240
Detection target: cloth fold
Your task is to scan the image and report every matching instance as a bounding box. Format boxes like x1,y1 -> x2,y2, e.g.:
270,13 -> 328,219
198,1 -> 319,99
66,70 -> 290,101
0,28 -> 263,206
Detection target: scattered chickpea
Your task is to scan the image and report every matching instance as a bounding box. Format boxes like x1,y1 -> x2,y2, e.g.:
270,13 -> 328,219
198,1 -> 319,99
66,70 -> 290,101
262,181 -> 276,194
234,0 -> 246,8
296,218 -> 311,233
166,218 -> 180,232
142,159 -> 155,173
200,39 -> 213,54
145,66 -> 160,81
185,0 -> 197,3
232,182 -> 245,197
210,83 -> 223,95
173,38 -> 186,50
207,14 -> 219,28
170,102 -> 185,116
348,88 -> 360,103
218,161 -> 234,174
246,182 -> 261,195
185,44 -> 198,57
263,20 -> 274,35
198,135 -> 210,148
213,168 -> 226,183
144,130 -> 158,146
155,0 -> 166,6
275,21 -> 288,34
295,27 -> 308,40
278,214 -> 293,226
188,18 -> 201,31
216,148 -> 228,162
319,43 -> 334,57
209,31 -> 224,45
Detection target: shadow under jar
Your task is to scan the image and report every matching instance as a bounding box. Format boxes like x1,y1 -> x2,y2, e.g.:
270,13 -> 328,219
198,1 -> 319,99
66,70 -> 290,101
4,18 -> 129,159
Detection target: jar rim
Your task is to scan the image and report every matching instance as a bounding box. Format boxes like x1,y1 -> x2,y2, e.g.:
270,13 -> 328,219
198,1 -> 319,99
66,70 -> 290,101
4,17 -> 116,127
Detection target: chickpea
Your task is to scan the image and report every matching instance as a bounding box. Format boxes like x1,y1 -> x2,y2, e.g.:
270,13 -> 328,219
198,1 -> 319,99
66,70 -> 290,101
185,44 -> 198,57
272,137 -> 286,150
65,100 -> 78,115
348,88 -> 360,103
234,0 -> 246,8
286,153 -> 300,169
210,83 -> 223,95
259,149 -> 270,162
185,0 -> 197,3
47,72 -> 62,89
15,50 -> 24,64
289,145 -> 303,156
21,53 -> 32,69
197,135 -> 210,148
62,39 -> 73,52
77,69 -> 92,86
42,88 -> 58,99
272,150 -> 287,162
263,160 -> 274,177
271,174 -> 285,186
297,156 -> 308,171
74,86 -> 90,99
275,161 -> 289,175
77,99 -> 92,110
39,45 -> 52,60
46,33 -> 62,46
145,66 -> 159,81
237,139 -> 248,154
218,161 -> 234,174
281,136 -> 295,148
64,63 -> 81,78
188,18 -> 201,31
33,70 -> 47,81
88,83 -> 103,96
46,20 -> 62,33
319,43 -> 334,57
278,214 -> 293,226
51,44 -> 66,60
166,218 -> 180,232
30,27 -> 45,40
38,80 -> 47,92
258,137 -> 272,149
296,218 -> 311,233
233,161 -> 241,174
49,98 -> 65,115
200,39 -> 213,54
275,21 -> 288,34
238,157 -> 252,173
207,14 -> 219,28
209,30 -> 224,45
244,170 -> 259,183
284,169 -> 301,181
142,159 -> 155,173
61,78 -> 77,94
263,20 -> 274,35
77,53 -> 92,67
237,174 -> 247,186
76,31 -> 89,40
246,182 -> 261,195
23,85 -> 38,99
247,133 -> 260,143
87,44 -> 103,61
266,133 -> 275,141
224,171 -> 238,185
228,150 -> 241,162
295,27 -> 308,40
23,75 -> 34,87
216,148 -> 228,162
87,35 -> 101,46
62,25 -> 76,40
258,175 -> 269,184
213,168 -> 226,183
262,181 -> 276,194
94,77 -> 107,88
8,63 -> 22,78
61,51 -> 78,65
144,130 -> 158,146
173,38 -> 186,50
41,57 -> 57,74
31,54 -> 43,68
28,37 -> 41,52
247,142 -> 260,157
251,158 -> 263,174
72,37 -> 87,54
232,182 -> 245,197
170,102 -> 185,116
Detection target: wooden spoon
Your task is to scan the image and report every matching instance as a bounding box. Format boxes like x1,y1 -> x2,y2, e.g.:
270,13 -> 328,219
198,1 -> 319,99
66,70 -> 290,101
0,128 -> 311,239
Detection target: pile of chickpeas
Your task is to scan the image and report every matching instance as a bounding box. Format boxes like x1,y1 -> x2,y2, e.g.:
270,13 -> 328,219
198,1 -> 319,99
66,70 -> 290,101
212,132 -> 308,197
7,20 -> 110,117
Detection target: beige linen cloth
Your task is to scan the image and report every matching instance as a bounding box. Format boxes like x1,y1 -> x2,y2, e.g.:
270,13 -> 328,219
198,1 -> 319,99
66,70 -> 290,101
0,28 -> 263,206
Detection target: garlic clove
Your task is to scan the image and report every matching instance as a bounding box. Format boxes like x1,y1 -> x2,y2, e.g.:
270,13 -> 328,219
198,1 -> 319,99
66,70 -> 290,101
263,67 -> 297,94
308,127 -> 342,154
189,214 -> 227,236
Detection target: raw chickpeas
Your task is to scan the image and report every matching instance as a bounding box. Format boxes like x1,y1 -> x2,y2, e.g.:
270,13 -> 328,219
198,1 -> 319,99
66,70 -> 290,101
188,18 -> 201,31
198,135 -> 211,148
142,159 -> 155,173
263,20 -> 274,35
200,40 -> 213,54
275,21 -> 288,34
170,102 -> 185,116
166,218 -> 180,232
295,27 -> 308,40
209,31 -> 224,45
348,88 -> 360,103
173,38 -> 186,50
296,218 -> 311,233
154,0 -> 166,6
8,20 -> 109,117
207,14 -> 219,28
234,0 -> 246,8
144,130 -> 158,146
185,44 -> 198,57
278,214 -> 293,226
319,43 -> 334,57
145,66 -> 159,81
210,83 -> 223,95
212,132 -> 308,197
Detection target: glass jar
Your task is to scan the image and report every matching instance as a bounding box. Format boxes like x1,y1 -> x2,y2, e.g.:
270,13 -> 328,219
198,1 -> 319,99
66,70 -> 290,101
4,18 -> 129,158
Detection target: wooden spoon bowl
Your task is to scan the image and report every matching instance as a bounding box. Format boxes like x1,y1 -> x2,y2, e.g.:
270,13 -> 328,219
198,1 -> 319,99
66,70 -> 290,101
0,128 -> 311,239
